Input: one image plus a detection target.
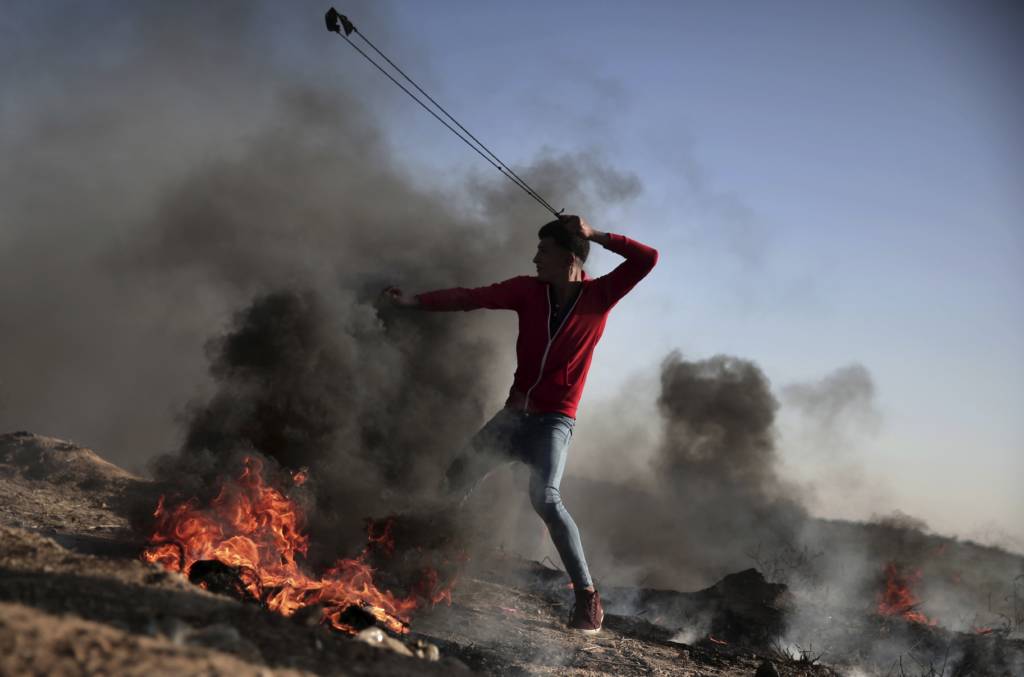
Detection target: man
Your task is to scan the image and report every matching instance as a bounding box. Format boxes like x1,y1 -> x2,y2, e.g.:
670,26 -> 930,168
384,215 -> 657,633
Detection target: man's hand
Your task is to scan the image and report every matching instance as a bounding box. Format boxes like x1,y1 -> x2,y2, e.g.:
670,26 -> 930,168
382,286 -> 421,309
560,214 -> 609,245
560,214 -> 594,240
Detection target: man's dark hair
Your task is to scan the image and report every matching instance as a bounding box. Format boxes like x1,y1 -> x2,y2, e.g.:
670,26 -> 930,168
538,219 -> 590,263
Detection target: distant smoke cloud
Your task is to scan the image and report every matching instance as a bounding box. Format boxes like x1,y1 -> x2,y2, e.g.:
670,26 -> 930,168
781,363 -> 880,446
558,352 -> 808,590
777,363 -> 885,521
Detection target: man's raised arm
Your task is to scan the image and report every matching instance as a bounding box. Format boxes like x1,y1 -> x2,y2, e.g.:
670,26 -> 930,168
563,216 -> 658,307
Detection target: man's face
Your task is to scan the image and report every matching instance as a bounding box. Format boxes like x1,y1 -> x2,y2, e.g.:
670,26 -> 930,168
533,236 -> 572,283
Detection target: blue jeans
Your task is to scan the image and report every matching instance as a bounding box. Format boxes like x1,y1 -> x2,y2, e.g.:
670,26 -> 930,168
444,408 -> 593,589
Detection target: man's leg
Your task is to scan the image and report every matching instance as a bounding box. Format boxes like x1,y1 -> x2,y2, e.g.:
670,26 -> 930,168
523,414 -> 593,591
443,407 -> 520,505
523,413 -> 603,632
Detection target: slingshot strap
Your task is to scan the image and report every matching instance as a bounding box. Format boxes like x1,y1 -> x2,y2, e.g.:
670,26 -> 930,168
325,7 -> 563,216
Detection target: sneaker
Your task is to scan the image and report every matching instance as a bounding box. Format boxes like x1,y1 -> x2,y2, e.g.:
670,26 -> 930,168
567,588 -> 604,633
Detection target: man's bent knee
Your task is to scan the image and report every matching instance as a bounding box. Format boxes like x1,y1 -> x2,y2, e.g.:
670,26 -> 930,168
530,486 -> 565,523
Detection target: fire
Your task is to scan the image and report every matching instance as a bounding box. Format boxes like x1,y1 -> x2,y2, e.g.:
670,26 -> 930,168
141,455 -> 452,635
877,562 -> 936,626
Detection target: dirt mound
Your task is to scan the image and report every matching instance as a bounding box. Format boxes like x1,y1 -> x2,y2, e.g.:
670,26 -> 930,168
0,431 -> 149,537
0,431 -> 140,484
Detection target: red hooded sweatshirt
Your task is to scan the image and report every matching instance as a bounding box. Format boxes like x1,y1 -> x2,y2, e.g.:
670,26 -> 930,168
416,234 -> 658,418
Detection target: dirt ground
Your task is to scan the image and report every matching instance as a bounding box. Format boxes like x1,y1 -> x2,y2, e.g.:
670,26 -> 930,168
0,432 -> 878,675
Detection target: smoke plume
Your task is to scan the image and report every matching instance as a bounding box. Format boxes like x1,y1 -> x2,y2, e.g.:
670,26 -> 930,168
781,363 -> 880,447
0,1 -> 643,554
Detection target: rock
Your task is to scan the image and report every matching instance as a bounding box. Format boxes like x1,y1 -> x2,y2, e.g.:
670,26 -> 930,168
413,638 -> 441,661
604,568 -> 790,647
352,626 -> 440,660
754,658 -> 779,677
354,627 -> 413,657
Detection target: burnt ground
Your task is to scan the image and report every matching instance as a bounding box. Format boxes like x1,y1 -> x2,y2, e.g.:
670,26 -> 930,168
1,431 -> 1021,676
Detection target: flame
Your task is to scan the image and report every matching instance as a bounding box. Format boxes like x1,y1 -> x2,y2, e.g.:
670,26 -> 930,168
366,517 -> 396,558
141,456 -> 452,635
708,635 -> 728,645
877,562 -> 936,626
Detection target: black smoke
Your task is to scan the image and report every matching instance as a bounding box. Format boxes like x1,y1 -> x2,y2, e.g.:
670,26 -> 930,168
558,352 -> 808,590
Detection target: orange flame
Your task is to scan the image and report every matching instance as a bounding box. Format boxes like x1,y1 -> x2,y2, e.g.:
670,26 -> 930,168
141,456 -> 452,635
877,562 -> 936,626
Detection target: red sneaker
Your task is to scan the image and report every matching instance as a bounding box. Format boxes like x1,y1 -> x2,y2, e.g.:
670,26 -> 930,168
568,588 -> 604,633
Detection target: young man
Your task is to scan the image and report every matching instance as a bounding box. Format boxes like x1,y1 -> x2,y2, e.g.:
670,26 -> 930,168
384,215 -> 657,632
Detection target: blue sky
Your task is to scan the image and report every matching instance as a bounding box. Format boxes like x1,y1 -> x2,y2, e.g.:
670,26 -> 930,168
354,1 -> 1023,545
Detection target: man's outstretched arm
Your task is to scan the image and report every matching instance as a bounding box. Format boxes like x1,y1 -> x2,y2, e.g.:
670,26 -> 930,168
383,277 -> 526,312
